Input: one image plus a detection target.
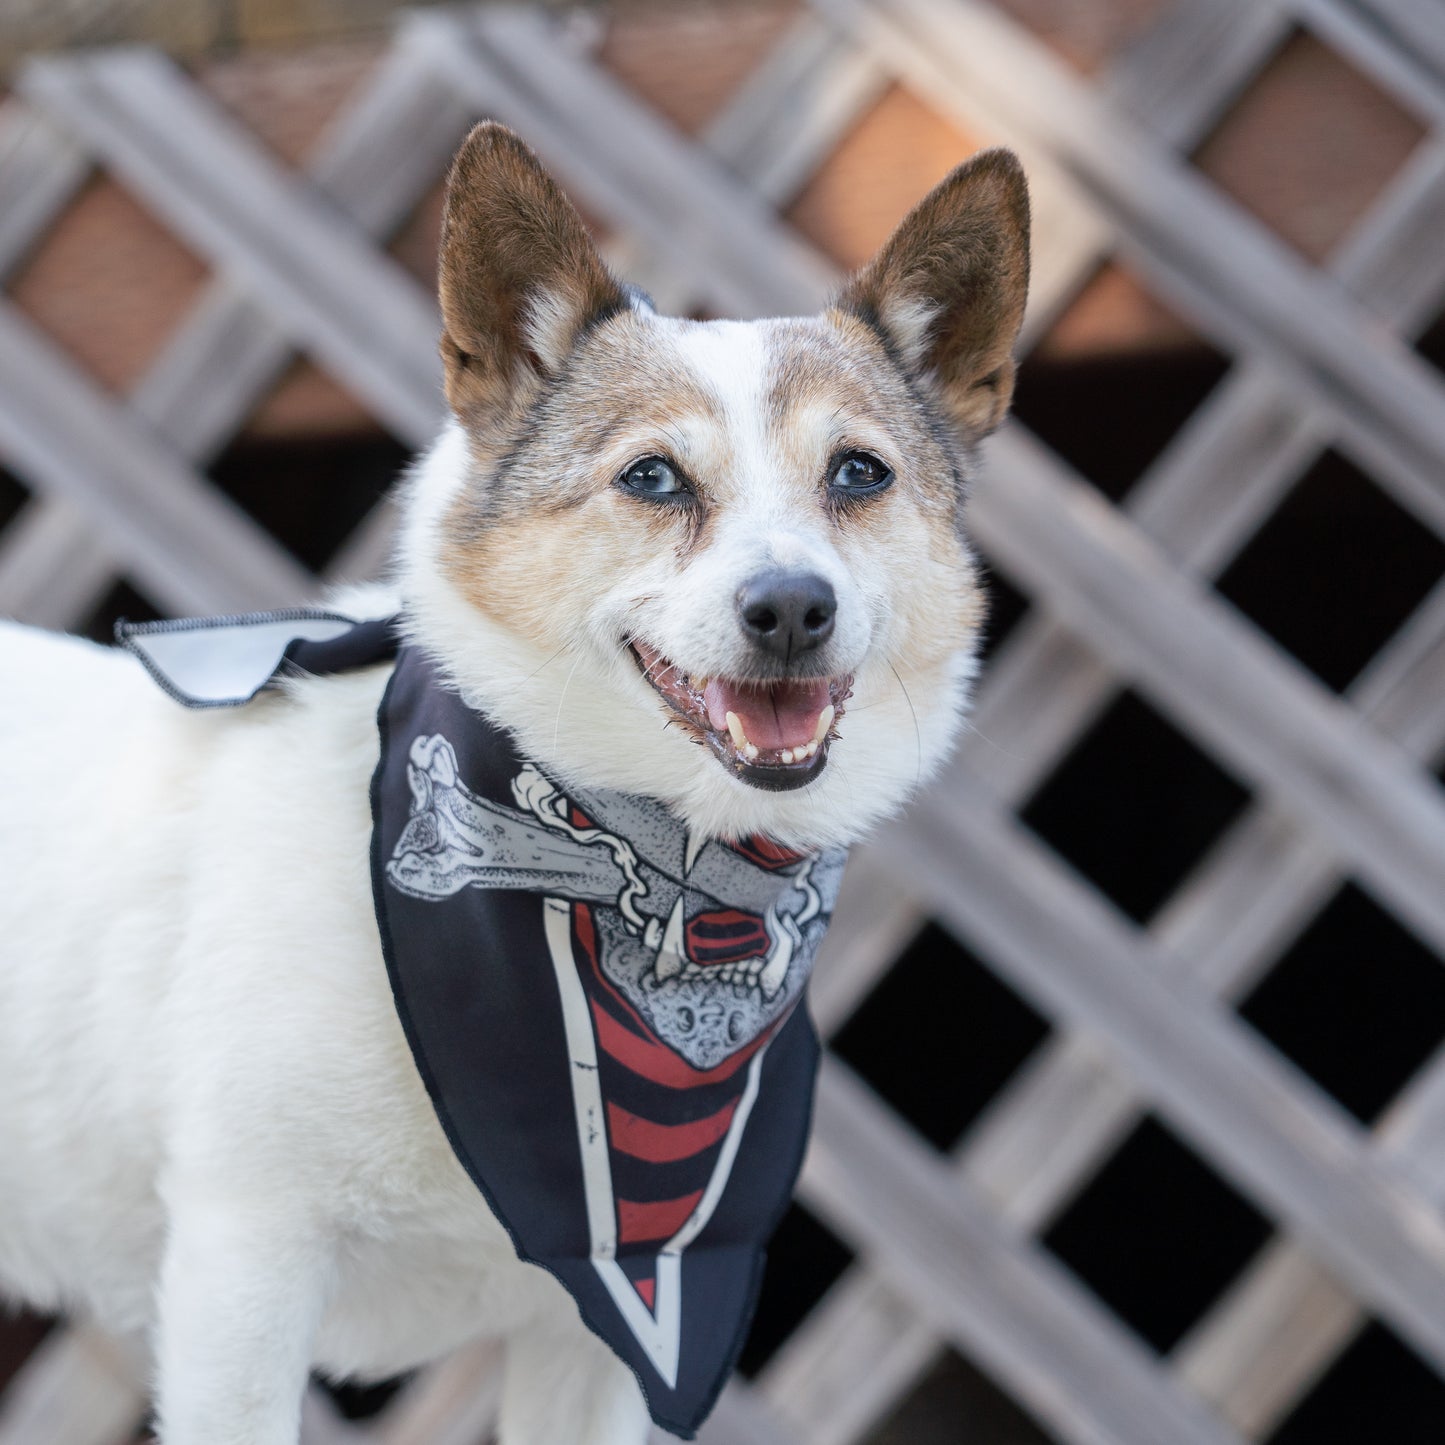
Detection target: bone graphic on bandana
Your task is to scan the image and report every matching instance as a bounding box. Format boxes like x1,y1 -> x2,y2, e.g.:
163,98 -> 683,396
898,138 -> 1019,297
385,734 -> 842,1071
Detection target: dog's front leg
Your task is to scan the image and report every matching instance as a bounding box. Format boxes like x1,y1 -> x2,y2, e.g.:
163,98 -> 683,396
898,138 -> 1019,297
499,1321 -> 650,1445
152,1195 -> 332,1445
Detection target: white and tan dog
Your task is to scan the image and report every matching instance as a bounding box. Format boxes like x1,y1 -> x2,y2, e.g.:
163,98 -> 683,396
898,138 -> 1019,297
0,125 -> 1028,1444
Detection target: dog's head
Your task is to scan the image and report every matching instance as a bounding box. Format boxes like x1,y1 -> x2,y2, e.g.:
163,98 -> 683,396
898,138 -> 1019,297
401,123 -> 1028,849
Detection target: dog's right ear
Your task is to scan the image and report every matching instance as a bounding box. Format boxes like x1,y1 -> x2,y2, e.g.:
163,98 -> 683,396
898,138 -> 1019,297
438,123 -> 626,424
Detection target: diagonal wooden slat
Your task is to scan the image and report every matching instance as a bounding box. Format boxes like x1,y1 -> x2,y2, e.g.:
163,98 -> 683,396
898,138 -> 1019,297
1289,0 -> 1445,129
404,6 -> 835,319
803,1059 -> 1245,1445
701,14 -> 890,209
0,1323 -> 145,1445
1347,0 -> 1445,88
1109,0 -> 1289,147
974,426 -> 1445,959
0,107 -> 89,279
20,48 -> 445,449
0,299 -> 313,614
884,766 -> 1445,1372
2,36 -> 474,631
0,496 -> 115,628
371,1339 -> 504,1445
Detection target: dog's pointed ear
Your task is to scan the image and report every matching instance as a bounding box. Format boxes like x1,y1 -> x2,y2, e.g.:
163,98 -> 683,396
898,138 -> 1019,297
438,123 -> 626,422
837,148 -> 1030,439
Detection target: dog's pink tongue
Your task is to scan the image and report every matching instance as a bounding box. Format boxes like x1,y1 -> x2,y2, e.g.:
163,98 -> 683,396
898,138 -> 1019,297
704,677 -> 830,751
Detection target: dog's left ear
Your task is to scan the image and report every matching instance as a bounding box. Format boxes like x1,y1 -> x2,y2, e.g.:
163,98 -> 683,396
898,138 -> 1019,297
438,122 -> 626,424
838,148 -> 1030,439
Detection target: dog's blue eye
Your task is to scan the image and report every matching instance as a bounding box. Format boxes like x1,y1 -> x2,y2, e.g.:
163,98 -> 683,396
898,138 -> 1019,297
621,456 -> 686,496
831,451 -> 892,493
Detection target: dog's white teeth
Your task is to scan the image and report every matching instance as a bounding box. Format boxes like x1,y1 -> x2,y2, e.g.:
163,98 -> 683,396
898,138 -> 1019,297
802,740 -> 819,760
779,748 -> 794,765
742,743 -> 759,762
813,705 -> 835,744
725,710 -> 748,748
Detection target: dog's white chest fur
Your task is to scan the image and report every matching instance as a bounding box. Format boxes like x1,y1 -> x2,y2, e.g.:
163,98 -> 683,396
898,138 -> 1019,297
0,624 -> 561,1374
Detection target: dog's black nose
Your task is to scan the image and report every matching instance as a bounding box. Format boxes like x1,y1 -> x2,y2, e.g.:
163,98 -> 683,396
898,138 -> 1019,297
737,570 -> 836,660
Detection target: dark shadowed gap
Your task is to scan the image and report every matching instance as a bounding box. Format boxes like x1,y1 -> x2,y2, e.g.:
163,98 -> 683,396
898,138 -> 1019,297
81,578 -> 161,644
1237,883 -> 1445,1125
831,922 -> 1052,1152
866,1349 -> 1057,1444
1213,449 -> 1445,693
1010,350 -> 1231,504
1265,1322 -> 1445,1445
976,557 -> 1030,665
1416,303 -> 1445,376
1019,689 -> 1252,924
737,1201 -> 855,1377
209,432 -> 412,574
1041,1116 -> 1274,1354
0,467 -> 28,533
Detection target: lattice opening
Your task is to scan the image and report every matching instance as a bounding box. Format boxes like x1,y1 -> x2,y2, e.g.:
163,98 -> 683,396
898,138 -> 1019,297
1191,28 -> 1426,264
81,577 -> 160,645
210,357 -> 412,571
194,39 -> 386,170
865,1348 -> 1056,1444
1213,448 -> 1445,693
1264,1321 -> 1445,1445
1019,688 -> 1252,924
830,922 -> 1052,1152
1041,1116 -> 1274,1353
737,1201 -> 855,1376
0,464 -> 30,533
0,1310 -> 50,1396
1416,301 -> 1445,378
6,171 -> 211,395
786,84 -> 995,271
319,1372 -> 411,1422
1010,261 -> 1231,502
1236,883 -> 1445,1125
978,554 -> 1030,663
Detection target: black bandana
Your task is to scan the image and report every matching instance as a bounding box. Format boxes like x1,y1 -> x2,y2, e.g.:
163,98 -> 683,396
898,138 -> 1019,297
119,612 -> 847,1438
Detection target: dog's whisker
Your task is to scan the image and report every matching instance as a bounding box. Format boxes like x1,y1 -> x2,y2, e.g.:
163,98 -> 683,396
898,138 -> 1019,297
961,719 -> 1023,761
552,653 -> 584,756
888,661 -> 923,792
520,640 -> 573,687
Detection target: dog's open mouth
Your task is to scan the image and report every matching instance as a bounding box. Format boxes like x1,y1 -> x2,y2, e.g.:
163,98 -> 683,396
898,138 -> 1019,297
630,640 -> 851,791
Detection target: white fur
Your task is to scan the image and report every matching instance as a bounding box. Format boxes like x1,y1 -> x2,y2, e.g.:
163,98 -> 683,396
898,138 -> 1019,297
0,315 -> 979,1444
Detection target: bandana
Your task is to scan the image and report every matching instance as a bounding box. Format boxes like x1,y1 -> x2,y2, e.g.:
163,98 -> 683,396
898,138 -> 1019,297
119,611 -> 847,1438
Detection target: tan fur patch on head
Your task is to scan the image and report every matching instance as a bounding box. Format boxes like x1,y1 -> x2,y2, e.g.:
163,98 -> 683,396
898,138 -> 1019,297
441,309 -> 726,631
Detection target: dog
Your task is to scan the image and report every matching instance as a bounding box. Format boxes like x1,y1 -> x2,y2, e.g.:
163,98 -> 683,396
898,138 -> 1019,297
0,123 -> 1028,1444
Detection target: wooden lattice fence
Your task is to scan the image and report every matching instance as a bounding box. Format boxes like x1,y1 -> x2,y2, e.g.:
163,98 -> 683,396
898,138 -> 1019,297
1,1 -> 1444,1442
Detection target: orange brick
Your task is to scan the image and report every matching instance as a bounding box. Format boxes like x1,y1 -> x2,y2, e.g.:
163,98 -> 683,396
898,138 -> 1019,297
597,0 -> 802,136
787,85 -> 992,272
1194,28 -> 1425,263
8,175 -> 209,393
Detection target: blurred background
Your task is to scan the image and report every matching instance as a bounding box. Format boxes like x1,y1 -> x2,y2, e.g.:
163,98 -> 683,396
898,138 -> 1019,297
1,0 -> 1444,1441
